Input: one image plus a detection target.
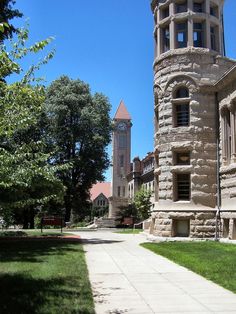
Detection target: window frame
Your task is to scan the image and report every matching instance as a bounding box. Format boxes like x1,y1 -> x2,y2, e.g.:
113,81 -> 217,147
193,22 -> 205,48
174,173 -> 191,201
176,21 -> 188,48
173,151 -> 191,165
175,0 -> 187,14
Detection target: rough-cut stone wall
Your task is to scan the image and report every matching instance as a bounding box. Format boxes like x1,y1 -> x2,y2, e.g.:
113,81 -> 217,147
151,49 -> 235,237
152,211 -> 216,238
154,49 -> 234,210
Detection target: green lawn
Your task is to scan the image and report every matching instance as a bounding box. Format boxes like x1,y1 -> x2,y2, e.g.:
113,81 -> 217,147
115,228 -> 142,234
0,234 -> 95,314
0,230 -> 64,237
141,241 -> 236,293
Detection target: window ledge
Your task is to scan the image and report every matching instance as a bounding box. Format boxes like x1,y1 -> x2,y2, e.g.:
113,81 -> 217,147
171,165 -> 192,173
172,97 -> 190,103
173,201 -> 191,204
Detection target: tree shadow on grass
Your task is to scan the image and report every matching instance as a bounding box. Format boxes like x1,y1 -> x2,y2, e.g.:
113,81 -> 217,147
0,239 -> 84,263
0,273 -> 95,314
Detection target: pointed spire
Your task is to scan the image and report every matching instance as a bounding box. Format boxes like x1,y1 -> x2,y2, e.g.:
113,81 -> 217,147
114,100 -> 131,120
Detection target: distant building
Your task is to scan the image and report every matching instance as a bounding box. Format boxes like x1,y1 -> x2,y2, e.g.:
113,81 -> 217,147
127,153 -> 155,206
90,182 -> 111,216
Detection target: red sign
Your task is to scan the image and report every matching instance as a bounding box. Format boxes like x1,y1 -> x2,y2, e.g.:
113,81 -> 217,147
42,218 -> 62,226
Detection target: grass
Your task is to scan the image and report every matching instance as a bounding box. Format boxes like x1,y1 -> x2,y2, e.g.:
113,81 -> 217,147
0,234 -> 95,314
0,230 -> 64,237
115,228 -> 142,234
141,241 -> 236,293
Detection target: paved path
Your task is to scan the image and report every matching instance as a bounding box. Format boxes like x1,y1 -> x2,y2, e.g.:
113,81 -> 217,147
72,230 -> 236,314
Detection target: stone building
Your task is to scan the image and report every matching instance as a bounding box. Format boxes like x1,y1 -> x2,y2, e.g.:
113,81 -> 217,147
150,0 -> 236,238
90,182 -> 111,216
127,153 -> 155,206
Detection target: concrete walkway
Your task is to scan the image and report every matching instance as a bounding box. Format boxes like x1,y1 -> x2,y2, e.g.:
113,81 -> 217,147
73,230 -> 236,314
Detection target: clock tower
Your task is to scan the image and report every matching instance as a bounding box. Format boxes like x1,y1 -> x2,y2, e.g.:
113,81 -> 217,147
109,100 -> 132,218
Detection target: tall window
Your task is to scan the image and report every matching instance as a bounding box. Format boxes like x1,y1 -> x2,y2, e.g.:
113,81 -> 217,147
119,155 -> 124,167
176,173 -> 190,201
122,186 -> 125,197
175,104 -> 189,126
193,23 -> 204,47
175,1 -> 187,13
162,26 -> 170,52
161,6 -> 169,19
176,22 -> 188,48
226,109 -> 231,163
173,87 -> 190,127
193,1 -> 204,13
210,26 -> 217,51
117,186 -> 121,197
210,3 -> 218,17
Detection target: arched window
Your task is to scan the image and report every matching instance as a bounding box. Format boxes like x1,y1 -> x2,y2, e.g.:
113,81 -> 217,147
174,87 -> 189,99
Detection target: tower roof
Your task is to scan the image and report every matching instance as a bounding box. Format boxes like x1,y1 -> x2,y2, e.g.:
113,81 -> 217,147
114,100 -> 131,120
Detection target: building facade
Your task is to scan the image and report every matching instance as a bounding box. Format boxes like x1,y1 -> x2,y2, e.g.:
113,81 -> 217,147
90,182 -> 111,216
150,0 -> 236,238
127,153 -> 155,206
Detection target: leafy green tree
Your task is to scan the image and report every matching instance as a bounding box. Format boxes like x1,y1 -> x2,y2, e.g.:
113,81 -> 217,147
0,0 -> 23,42
0,28 -> 64,228
134,188 -> 152,220
117,203 -> 138,222
45,76 -> 112,222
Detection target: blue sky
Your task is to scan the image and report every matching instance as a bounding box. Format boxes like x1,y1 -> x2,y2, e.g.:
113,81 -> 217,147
12,0 -> 236,181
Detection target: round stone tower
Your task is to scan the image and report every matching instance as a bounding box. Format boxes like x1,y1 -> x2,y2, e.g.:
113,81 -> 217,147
151,0 -> 236,238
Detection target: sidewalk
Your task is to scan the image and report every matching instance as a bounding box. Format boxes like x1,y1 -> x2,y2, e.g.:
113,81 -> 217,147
73,230 -> 236,314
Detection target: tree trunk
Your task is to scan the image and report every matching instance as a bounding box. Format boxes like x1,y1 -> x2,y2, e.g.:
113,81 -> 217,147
64,193 -> 71,222
29,207 -> 35,229
22,209 -> 29,229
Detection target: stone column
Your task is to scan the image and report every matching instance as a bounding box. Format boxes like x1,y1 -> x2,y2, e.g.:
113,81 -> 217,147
205,16 -> 211,49
204,0 -> 210,49
157,26 -> 161,57
188,18 -> 193,47
169,2 -> 175,49
187,0 -> 193,47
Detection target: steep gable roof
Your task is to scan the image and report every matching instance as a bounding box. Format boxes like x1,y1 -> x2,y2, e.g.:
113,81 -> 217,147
114,100 -> 131,120
90,182 -> 111,201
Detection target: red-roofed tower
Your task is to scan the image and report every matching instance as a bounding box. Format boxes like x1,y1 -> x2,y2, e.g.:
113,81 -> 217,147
109,101 -> 132,217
